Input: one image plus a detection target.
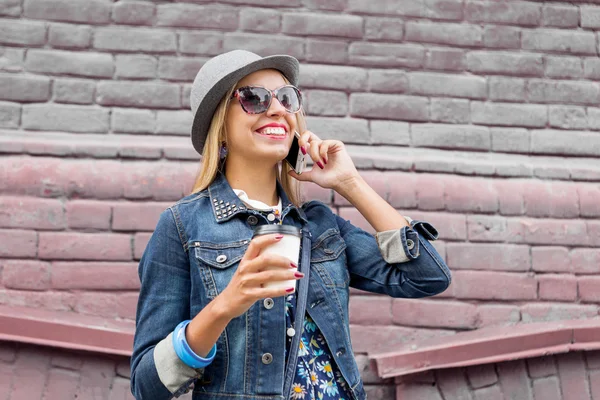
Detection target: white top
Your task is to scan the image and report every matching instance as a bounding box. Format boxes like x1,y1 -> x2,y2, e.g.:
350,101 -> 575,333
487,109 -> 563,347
233,189 -> 282,214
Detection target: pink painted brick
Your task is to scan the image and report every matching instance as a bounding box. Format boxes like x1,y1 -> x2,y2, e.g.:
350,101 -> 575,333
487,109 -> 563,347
452,271 -> 537,300
578,185 -> 600,217
387,172 -> 418,209
116,292 -> 139,320
109,376 -> 136,400
538,274 -> 578,301
425,48 -> 466,72
51,353 -> 84,370
66,200 -> 112,230
497,360 -> 533,400
39,232 -> 132,261
436,368 -> 473,400
0,196 -> 65,230
493,180 -> 526,215
24,0 -> 111,24
349,296 -> 392,325
585,352 -> 600,370
521,303 -> 598,323
523,181 -> 580,218
531,247 -> 570,273
467,215 -> 524,243
591,370 -> 600,400
557,352 -> 591,400
134,232 -> 152,260
403,211 -> 467,241
349,325 -> 452,354
415,174 -> 445,211
519,218 -> 587,246
466,363 -> 498,389
396,383 -> 443,400
78,358 -> 116,399
570,248 -> 600,274
578,277 -> 600,303
2,289 -> 76,312
2,260 -> 50,290
483,25 -> 521,49
42,369 -> 80,400
543,4 -> 579,28
0,229 -> 37,258
477,304 -> 520,327
75,292 -> 119,318
392,299 -> 478,329
589,221 -> 600,247
446,243 -> 530,272
10,347 -> 51,399
112,1 -> 155,25
466,0 -> 541,26
533,376 -> 562,400
473,385 -> 503,400
527,356 -> 557,378
444,176 -> 497,213
112,202 -> 167,231
51,262 -> 139,290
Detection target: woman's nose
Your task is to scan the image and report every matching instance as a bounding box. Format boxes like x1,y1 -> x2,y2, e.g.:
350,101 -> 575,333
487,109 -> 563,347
266,95 -> 287,117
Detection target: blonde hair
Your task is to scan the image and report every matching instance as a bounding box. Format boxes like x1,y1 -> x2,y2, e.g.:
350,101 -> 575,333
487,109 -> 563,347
190,76 -> 305,207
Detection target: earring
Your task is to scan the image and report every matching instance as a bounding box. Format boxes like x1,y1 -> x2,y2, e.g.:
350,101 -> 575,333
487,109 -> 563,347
219,141 -> 228,160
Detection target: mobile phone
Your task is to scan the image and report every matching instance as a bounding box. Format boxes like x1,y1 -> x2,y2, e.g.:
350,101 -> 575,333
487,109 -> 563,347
284,130 -> 305,174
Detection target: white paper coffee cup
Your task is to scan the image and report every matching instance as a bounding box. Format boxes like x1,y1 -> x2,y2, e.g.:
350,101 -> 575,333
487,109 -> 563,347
252,225 -> 301,293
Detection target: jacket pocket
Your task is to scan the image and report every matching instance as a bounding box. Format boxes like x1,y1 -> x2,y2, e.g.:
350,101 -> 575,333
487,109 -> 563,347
311,228 -> 348,288
192,240 -> 249,298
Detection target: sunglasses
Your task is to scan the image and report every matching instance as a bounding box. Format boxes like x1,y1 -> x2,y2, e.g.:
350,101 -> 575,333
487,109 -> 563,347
231,85 -> 303,114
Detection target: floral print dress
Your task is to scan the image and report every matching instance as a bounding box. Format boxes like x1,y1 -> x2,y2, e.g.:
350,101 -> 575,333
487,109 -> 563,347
284,292 -> 353,400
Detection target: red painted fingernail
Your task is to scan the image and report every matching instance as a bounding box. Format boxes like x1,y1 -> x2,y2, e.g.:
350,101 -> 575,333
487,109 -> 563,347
290,262 -> 298,269
323,158 -> 327,165
317,161 -> 324,169
294,272 -> 304,278
275,235 -> 284,240
300,146 -> 307,155
286,287 -> 295,293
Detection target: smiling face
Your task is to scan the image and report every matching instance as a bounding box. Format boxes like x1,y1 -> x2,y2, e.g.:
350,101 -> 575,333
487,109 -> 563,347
224,69 -> 299,167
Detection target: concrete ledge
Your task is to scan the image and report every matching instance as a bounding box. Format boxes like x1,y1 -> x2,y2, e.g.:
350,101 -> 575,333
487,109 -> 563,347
0,305 -> 134,357
370,318 -> 600,379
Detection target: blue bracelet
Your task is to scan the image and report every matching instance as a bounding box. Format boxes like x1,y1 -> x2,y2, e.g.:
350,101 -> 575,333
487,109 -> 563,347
173,320 -> 217,369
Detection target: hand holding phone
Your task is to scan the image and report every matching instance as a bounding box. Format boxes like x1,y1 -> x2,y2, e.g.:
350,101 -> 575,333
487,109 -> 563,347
284,130 -> 305,174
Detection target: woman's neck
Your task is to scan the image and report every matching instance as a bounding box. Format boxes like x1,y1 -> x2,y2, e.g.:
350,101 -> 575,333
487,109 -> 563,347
224,156 -> 279,206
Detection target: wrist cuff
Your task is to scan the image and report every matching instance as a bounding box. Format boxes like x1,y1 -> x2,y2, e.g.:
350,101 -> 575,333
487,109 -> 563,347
173,320 -> 217,369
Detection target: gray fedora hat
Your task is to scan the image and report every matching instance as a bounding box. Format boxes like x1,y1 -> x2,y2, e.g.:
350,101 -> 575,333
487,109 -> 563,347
190,50 -> 300,155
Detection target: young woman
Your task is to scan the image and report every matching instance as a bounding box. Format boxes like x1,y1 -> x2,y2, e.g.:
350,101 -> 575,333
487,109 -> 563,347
130,50 -> 451,400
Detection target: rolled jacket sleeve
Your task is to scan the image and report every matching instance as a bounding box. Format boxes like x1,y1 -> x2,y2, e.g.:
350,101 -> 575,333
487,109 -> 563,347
375,216 -> 440,264
335,213 -> 451,298
130,208 -> 204,399
375,225 -> 420,263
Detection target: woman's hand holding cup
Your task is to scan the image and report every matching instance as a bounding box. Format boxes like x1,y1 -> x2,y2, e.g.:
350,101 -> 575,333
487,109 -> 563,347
216,233 -> 303,320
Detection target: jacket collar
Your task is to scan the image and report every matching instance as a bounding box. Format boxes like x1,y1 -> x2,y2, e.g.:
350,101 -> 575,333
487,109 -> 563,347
208,172 -> 307,224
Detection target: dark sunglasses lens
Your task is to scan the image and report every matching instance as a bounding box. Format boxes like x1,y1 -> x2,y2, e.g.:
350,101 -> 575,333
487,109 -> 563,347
238,87 -> 271,114
276,87 -> 301,112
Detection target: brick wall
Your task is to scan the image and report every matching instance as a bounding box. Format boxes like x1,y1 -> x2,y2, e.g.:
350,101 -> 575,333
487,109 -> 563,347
1,0 -> 600,398
1,341 -> 600,400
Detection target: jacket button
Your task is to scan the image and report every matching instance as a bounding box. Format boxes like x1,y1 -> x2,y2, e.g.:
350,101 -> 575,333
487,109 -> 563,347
336,348 -> 346,357
261,353 -> 273,364
263,298 -> 274,309
407,239 -> 415,250
247,215 -> 258,226
216,254 -> 227,263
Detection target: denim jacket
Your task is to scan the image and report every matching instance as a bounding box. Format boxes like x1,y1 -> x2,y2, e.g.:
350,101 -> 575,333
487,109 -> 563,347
130,172 -> 451,400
